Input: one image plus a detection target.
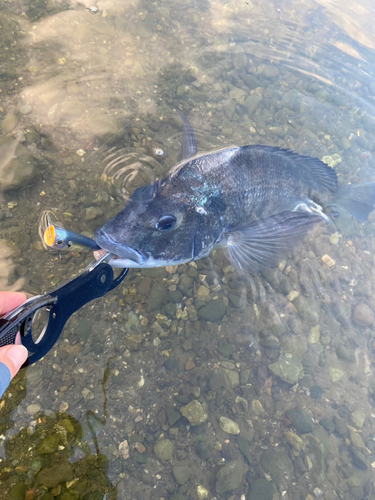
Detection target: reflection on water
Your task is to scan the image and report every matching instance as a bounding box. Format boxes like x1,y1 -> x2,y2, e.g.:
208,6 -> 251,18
1,0 -> 375,498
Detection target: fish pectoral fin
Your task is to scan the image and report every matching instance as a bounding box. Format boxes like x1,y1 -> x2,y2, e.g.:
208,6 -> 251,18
224,210 -> 323,274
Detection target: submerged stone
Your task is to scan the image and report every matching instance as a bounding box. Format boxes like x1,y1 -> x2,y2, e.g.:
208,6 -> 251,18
269,351 -> 303,384
180,400 -> 207,426
352,303 -> 374,327
285,408 -> 313,434
260,449 -> 293,486
219,416 -> 240,435
172,464 -> 192,485
0,137 -> 36,191
215,459 -> 247,494
36,462 -> 73,488
248,478 -> 273,500
154,439 -> 174,461
197,299 -> 226,321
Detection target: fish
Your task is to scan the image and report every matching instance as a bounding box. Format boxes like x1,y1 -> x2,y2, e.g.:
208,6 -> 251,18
94,116 -> 375,274
39,210 -> 100,253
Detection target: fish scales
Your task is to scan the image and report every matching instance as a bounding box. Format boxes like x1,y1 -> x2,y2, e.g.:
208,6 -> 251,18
94,115 -> 375,274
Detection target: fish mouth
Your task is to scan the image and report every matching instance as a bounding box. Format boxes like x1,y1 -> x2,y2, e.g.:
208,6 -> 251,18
94,228 -> 148,266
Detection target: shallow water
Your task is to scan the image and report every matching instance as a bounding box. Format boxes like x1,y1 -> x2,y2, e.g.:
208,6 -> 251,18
1,0 -> 375,499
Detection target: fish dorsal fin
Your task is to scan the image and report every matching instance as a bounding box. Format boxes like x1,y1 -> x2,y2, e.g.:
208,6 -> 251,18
178,112 -> 197,161
224,210 -> 324,275
240,145 -> 338,195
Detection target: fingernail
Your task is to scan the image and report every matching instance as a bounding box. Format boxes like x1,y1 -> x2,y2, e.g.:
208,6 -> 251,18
5,345 -> 28,378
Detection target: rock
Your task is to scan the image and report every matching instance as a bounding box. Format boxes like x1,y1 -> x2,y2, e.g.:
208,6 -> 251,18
245,94 -> 261,114
352,303 -> 374,327
180,400 -> 207,426
196,485 -> 209,499
196,441 -> 211,460
166,406 -> 181,426
250,399 -> 264,415
333,416 -> 348,437
172,464 -> 192,485
197,299 -> 226,321
215,459 -> 247,494
154,439 -> 174,461
146,282 -> 167,312
329,366 -> 344,382
232,46 -> 247,69
218,366 -> 239,388
36,435 -> 60,454
262,65 -> 279,78
0,138 -> 36,191
349,447 -> 368,471
26,403 -> 41,415
248,478 -> 274,500
1,114 -> 18,133
137,276 -> 152,295
319,418 -> 334,434
36,462 -> 73,488
310,386 -> 323,400
260,449 -> 293,486
84,206 -> 103,221
285,409 -> 313,434
351,410 -> 366,429
85,111 -> 125,145
118,440 -> 130,459
9,483 -> 27,500
219,416 -> 240,435
20,105 -> 32,115
336,344 -> 355,362
237,436 -> 253,464
269,351 -> 303,384
349,430 -> 365,449
284,430 -> 304,451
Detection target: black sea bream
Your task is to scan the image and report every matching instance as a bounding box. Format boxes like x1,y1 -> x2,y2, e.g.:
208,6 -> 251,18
95,116 -> 375,274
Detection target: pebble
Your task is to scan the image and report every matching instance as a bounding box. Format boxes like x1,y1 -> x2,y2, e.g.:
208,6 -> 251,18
269,351 -> 303,384
349,430 -> 365,449
1,114 -> 18,133
351,410 -> 366,429
197,299 -> 226,321
248,477 -> 274,500
180,400 -> 207,426
329,366 -> 344,382
154,438 -> 174,461
196,485 -> 209,499
19,105 -> 32,115
308,325 -> 320,344
287,290 -> 299,302
321,254 -> 335,267
284,430 -> 304,451
118,440 -> 130,459
26,403 -> 41,415
352,303 -> 374,327
215,459 -> 247,494
172,464 -> 192,485
285,409 -> 313,434
219,416 -> 240,435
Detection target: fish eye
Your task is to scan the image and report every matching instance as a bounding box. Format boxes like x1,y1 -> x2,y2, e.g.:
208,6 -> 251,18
56,239 -> 64,246
155,215 -> 176,231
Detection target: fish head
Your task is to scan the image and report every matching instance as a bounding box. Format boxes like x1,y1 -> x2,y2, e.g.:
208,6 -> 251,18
94,180 -> 222,268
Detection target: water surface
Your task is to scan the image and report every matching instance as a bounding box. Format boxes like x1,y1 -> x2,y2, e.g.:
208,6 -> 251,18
1,0 -> 375,499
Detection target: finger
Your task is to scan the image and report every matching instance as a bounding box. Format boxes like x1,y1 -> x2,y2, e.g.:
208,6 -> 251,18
0,345 -> 28,378
0,292 -> 27,316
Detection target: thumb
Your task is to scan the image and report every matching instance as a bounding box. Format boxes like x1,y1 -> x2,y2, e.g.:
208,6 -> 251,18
0,345 -> 28,378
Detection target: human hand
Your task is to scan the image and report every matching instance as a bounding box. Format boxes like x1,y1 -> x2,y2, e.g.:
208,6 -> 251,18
0,292 -> 28,397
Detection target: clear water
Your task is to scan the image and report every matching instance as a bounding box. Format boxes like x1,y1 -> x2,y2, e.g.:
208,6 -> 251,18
1,0 -> 375,499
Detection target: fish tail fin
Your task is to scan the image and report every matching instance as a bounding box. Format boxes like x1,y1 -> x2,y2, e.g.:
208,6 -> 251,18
329,182 -> 375,221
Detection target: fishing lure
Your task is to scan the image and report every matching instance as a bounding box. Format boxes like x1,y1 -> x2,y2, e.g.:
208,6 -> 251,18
38,210 -> 100,252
